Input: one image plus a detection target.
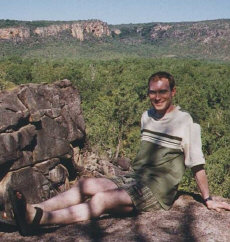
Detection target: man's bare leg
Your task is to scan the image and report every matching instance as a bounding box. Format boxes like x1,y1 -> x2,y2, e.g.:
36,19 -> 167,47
27,188 -> 134,225
33,177 -> 118,212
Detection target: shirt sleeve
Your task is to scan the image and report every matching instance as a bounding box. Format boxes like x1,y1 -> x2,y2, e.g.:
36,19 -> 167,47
184,122 -> 206,168
141,111 -> 147,130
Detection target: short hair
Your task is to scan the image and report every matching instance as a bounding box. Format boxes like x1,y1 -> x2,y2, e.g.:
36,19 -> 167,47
148,71 -> 175,90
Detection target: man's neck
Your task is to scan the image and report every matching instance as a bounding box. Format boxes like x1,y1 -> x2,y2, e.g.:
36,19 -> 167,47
154,105 -> 175,120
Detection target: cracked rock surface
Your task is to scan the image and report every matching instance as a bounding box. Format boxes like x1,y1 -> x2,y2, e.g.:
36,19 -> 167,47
0,80 -> 85,216
0,195 -> 229,241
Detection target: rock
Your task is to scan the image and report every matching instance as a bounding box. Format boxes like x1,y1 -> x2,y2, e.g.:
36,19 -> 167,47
34,24 -> 70,38
72,148 -> 131,179
71,20 -> 111,41
0,125 -> 36,165
71,23 -> 85,41
0,20 -> 111,41
33,116 -> 72,162
112,28 -> 121,35
0,27 -> 30,41
0,89 -> 29,133
0,80 -> 85,216
0,194 -> 229,241
115,157 -> 131,171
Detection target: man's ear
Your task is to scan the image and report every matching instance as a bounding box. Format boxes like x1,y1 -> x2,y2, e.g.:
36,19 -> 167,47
171,87 -> 176,97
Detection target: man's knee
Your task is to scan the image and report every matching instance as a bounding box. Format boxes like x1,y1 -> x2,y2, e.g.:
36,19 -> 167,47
89,190 -> 134,217
76,177 -> 92,194
91,191 -> 106,204
90,189 -> 131,210
76,177 -> 117,195
89,192 -> 108,217
77,177 -> 87,187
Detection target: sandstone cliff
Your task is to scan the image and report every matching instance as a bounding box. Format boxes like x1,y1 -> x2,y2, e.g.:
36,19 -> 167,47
0,27 -> 30,41
0,20 -> 111,41
33,24 -> 70,38
71,21 -> 111,41
148,21 -> 230,44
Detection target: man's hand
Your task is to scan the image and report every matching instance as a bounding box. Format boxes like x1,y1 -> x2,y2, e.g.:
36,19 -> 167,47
206,199 -> 230,212
192,165 -> 230,212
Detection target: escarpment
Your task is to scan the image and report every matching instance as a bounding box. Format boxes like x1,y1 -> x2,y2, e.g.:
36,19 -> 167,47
0,20 -> 111,41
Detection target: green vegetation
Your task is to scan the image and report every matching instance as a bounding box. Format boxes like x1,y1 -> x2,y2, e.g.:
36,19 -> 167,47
0,19 -> 98,28
0,56 -> 230,198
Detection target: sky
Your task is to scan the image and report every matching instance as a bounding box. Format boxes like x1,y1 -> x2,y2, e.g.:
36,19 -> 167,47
1,0 -> 230,25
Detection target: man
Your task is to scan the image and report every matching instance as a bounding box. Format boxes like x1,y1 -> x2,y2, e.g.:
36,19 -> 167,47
9,71 -> 230,236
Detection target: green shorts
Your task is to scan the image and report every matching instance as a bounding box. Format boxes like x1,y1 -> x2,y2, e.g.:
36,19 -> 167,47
109,175 -> 162,212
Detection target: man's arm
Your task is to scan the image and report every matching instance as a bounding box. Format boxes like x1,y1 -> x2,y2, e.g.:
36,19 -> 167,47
192,165 -> 230,212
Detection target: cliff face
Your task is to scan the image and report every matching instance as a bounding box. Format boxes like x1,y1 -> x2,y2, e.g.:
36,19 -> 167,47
72,21 -> 111,41
1,19 -> 229,45
0,20 -> 111,41
33,24 -> 70,37
0,27 -> 30,41
147,22 -> 230,44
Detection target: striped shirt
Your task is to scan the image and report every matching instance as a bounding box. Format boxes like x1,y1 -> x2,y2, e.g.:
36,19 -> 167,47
131,106 -> 205,209
141,106 -> 205,168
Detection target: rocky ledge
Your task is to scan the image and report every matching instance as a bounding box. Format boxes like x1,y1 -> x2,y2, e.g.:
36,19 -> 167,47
0,194 -> 229,241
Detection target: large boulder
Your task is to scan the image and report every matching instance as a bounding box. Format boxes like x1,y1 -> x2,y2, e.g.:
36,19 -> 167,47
0,80 -> 85,216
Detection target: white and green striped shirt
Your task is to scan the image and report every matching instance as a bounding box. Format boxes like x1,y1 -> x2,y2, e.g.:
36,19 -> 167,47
141,106 -> 205,168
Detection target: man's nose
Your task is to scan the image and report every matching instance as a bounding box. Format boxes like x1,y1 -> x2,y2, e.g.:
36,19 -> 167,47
155,92 -> 161,99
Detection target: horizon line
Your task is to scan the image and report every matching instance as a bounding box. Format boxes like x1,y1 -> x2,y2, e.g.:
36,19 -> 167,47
1,18 -> 230,26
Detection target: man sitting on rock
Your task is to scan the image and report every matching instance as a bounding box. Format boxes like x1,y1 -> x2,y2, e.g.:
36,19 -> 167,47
9,71 -> 230,236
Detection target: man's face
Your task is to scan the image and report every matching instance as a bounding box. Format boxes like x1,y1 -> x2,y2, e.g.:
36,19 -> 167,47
148,78 -> 176,115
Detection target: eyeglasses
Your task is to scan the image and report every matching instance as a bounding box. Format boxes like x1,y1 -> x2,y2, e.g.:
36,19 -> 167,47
148,89 -> 170,97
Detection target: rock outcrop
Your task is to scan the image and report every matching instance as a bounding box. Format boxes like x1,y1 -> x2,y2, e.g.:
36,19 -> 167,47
0,79 -> 131,219
148,22 -> 230,44
0,80 -> 86,216
71,21 -> 111,41
73,147 -> 132,179
0,20 -> 111,41
33,24 -> 70,38
0,27 -> 30,41
0,194 -> 229,241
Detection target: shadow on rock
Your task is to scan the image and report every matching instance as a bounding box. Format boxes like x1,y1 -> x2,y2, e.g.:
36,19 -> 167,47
132,216 -> 149,242
176,190 -> 204,204
111,210 -> 150,241
87,219 -> 106,242
0,223 -> 17,233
